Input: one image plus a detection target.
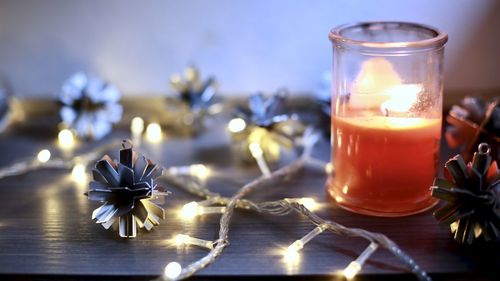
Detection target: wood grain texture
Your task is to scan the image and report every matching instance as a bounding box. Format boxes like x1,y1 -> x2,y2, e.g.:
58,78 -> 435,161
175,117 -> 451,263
0,106 -> 498,281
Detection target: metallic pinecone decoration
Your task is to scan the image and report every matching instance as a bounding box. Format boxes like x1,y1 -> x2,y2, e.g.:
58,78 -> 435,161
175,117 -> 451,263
59,72 -> 123,140
169,65 -> 218,113
237,90 -> 291,128
431,143 -> 500,244
86,140 -> 167,238
232,90 -> 304,162
446,96 -> 500,162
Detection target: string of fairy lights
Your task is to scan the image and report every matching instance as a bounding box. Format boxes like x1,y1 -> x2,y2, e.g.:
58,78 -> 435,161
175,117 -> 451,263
156,121 -> 431,281
0,116 -> 431,281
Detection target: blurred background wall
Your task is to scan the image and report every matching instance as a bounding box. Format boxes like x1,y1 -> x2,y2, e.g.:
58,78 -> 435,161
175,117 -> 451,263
0,0 -> 498,97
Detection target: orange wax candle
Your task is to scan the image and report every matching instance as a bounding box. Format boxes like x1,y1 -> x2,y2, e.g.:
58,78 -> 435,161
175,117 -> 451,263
328,116 -> 441,216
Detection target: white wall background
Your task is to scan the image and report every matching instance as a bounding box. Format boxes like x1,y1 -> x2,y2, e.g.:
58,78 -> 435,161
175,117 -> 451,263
0,0 -> 498,97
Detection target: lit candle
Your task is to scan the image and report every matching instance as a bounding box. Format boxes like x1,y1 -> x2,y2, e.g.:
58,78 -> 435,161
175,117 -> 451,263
329,58 -> 441,216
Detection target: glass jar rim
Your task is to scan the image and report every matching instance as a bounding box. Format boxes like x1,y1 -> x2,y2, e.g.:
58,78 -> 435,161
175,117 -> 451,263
329,21 -> 448,50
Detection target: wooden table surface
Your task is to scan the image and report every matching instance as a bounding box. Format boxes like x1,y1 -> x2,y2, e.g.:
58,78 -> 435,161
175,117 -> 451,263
0,106 -> 498,281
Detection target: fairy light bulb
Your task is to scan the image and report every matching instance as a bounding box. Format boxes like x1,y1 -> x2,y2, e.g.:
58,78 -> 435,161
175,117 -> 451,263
180,201 -> 226,220
37,149 -> 51,163
175,234 -> 214,249
325,162 -> 334,174
297,197 -> 320,212
227,118 -> 246,133
146,123 -> 162,143
58,129 -> 75,149
343,261 -> 362,280
168,164 -> 211,179
164,262 -> 182,279
284,245 -> 300,263
181,201 -> 199,219
249,142 -> 263,158
71,163 -> 87,183
131,117 -> 144,136
200,206 -> 226,216
175,234 -> 189,245
248,142 -> 271,177
284,224 -> 327,261
283,226 -> 325,266
343,242 -> 379,280
189,164 -> 210,179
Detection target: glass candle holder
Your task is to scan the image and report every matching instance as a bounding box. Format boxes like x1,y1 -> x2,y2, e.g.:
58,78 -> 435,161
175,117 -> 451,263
327,22 -> 448,217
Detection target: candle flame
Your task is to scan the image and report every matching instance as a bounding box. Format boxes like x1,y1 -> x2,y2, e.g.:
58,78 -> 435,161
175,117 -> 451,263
380,84 -> 422,115
353,58 -> 402,94
350,58 -> 422,115
349,58 -> 402,109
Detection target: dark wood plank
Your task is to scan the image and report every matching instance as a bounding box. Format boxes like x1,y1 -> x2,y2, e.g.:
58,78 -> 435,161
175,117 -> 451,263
0,103 -> 498,280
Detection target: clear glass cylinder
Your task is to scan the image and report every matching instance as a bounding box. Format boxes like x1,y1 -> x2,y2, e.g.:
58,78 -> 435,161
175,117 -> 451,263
327,22 -> 448,217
